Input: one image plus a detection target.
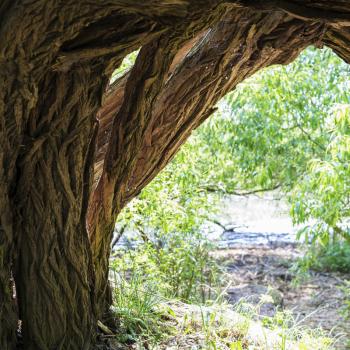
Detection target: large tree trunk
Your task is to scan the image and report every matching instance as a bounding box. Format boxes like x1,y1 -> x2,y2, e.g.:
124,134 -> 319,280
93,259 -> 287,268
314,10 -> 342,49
0,2 -> 166,348
12,68 -> 106,350
0,185 -> 17,349
1,1 -> 350,349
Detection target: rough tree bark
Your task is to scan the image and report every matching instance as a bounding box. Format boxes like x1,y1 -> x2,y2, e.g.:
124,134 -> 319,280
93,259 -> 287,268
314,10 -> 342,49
1,1 -> 350,349
88,5 -> 228,323
0,2 -> 188,348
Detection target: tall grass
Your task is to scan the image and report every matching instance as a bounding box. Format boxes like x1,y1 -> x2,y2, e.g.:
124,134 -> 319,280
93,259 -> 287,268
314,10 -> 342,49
110,269 -> 172,344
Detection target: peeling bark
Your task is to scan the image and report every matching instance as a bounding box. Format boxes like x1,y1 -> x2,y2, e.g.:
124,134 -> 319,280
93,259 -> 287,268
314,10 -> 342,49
92,7 -> 327,208
0,2 -> 170,348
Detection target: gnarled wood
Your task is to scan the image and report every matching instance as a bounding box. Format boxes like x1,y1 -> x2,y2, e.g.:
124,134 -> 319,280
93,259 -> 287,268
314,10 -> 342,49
89,4 -> 228,321
0,1 -> 171,348
1,1 -> 350,349
92,7 -> 327,208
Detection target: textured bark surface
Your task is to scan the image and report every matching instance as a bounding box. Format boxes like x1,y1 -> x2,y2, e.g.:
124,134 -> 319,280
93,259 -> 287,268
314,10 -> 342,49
0,2 -> 177,348
98,10 -> 325,206
88,5 -> 228,321
1,1 -> 350,349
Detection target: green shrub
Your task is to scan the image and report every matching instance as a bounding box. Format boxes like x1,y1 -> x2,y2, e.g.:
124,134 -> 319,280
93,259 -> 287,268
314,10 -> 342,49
117,47 -> 350,279
291,104 -> 350,248
111,230 -> 225,304
110,230 -> 225,345
340,280 -> 350,320
295,241 -> 350,274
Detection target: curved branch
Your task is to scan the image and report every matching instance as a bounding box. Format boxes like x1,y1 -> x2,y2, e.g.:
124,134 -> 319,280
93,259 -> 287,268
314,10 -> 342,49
92,7 -> 325,211
88,4 -> 226,317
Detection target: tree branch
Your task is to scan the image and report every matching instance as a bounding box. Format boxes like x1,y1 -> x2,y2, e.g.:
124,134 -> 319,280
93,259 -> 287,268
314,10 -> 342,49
294,122 -> 327,152
203,183 -> 282,196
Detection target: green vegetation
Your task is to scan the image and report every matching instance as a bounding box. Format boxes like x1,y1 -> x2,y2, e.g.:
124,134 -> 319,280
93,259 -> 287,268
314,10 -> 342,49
111,271 -> 167,344
110,50 -> 139,83
111,46 -> 349,348
117,46 -> 350,270
340,281 -> 350,321
295,242 -> 350,274
109,273 -> 336,349
111,231 -> 224,304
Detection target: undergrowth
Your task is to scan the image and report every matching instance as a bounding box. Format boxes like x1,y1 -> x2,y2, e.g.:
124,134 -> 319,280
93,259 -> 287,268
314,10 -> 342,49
109,272 -> 338,349
295,241 -> 350,274
339,281 -> 350,320
109,239 -> 339,349
110,270 -> 170,345
110,231 -> 225,304
109,229 -> 226,345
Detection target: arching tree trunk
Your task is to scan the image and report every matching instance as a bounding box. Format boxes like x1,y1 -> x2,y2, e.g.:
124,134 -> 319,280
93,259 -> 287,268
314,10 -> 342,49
1,1 -> 350,349
88,5 -> 228,321
88,7 -> 326,318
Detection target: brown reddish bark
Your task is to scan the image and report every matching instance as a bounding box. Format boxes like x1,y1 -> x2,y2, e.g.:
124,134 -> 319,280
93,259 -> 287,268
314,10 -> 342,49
0,2 -> 190,349
91,7 -> 326,216
1,1 -> 350,349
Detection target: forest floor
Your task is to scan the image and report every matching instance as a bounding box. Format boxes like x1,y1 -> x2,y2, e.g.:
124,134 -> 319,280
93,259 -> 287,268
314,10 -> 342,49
106,242 -> 350,350
215,245 -> 350,349
206,194 -> 350,348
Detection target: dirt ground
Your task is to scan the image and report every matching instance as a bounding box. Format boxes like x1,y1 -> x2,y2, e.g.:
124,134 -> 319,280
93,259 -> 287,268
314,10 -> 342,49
214,246 -> 350,349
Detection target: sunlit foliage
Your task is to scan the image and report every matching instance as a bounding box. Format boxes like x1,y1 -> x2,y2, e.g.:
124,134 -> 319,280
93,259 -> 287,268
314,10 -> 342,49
117,46 -> 350,273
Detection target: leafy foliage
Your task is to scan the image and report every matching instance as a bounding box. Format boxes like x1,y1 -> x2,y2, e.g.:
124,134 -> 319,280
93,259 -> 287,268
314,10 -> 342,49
115,45 -> 349,297
340,281 -> 350,320
295,242 -> 350,275
117,141 -> 218,239
129,46 -> 348,255
110,50 -> 139,83
113,139 -> 223,304
220,46 -> 350,192
111,230 -> 224,304
291,104 -> 350,246
110,270 -> 168,344
111,45 -> 348,348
